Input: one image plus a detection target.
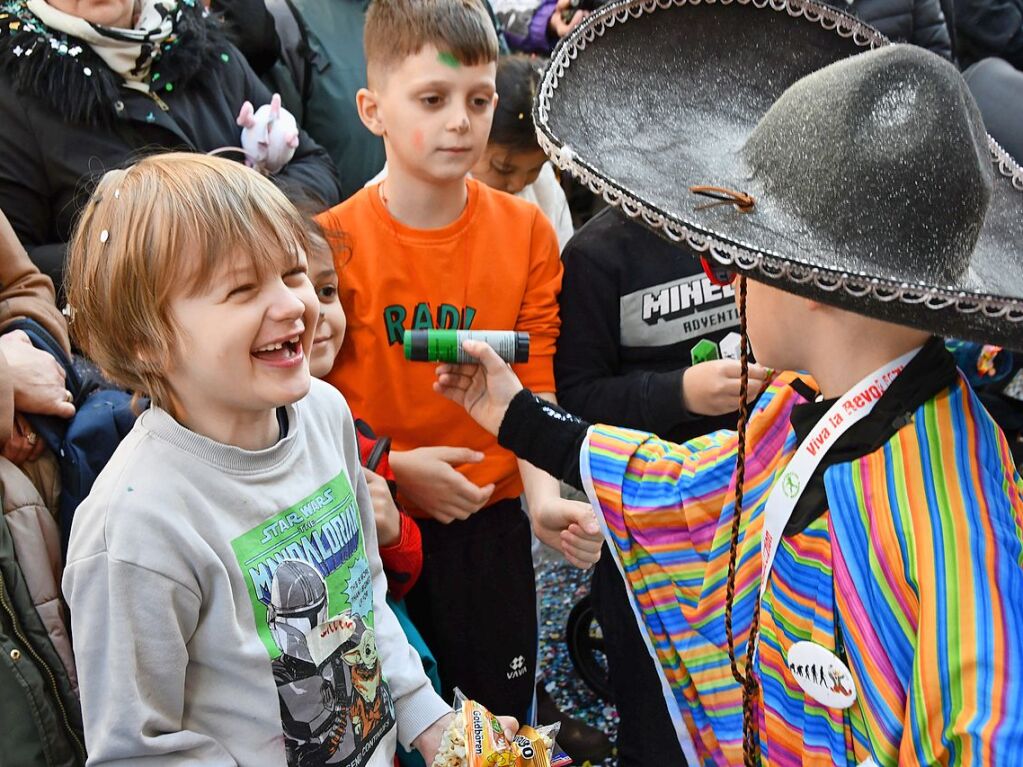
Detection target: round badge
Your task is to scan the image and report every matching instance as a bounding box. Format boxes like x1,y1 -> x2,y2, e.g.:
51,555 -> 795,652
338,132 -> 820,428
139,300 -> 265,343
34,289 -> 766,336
786,640 -> 857,709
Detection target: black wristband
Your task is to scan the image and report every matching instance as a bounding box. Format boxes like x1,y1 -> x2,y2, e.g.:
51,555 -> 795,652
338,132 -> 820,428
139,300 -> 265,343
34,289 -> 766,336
498,390 -> 589,487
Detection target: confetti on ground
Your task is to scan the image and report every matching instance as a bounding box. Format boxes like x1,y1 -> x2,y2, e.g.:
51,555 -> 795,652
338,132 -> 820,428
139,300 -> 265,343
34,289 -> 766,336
536,552 -> 618,766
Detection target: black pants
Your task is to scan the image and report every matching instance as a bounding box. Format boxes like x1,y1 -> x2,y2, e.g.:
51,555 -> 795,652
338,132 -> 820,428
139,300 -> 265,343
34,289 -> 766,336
404,498 -> 538,724
591,545 -> 687,766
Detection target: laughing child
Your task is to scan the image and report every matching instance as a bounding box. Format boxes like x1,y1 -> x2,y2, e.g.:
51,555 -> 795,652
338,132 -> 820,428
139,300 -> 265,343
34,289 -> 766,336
59,153 -> 491,766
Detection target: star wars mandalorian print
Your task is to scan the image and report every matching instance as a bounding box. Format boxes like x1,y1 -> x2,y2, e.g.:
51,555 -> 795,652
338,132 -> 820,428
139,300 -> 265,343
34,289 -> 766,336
232,473 -> 396,766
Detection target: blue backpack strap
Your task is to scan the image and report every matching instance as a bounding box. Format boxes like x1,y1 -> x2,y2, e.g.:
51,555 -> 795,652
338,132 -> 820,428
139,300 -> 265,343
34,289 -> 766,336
0,317 -> 145,557
1,318 -> 79,454
58,389 -> 143,558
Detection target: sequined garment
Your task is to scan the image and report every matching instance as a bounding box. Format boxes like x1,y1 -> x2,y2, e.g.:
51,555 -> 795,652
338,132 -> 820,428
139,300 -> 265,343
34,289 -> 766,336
582,372 -> 1023,765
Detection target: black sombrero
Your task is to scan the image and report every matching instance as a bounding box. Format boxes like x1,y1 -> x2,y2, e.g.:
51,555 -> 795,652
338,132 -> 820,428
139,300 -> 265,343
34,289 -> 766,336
534,0 -> 1023,349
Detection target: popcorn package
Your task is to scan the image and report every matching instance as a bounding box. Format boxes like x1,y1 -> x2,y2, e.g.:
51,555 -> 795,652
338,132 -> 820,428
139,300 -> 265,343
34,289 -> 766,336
432,690 -> 570,767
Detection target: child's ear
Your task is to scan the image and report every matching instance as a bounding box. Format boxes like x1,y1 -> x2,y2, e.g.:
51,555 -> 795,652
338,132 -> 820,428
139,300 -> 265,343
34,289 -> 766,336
357,88 -> 385,137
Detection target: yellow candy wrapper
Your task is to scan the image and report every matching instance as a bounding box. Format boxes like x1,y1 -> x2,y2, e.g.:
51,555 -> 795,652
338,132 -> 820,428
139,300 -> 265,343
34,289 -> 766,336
511,724 -> 557,766
431,691 -> 568,767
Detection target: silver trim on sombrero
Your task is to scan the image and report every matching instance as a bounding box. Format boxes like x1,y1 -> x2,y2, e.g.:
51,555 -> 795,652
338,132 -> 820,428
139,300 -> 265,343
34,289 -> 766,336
534,0 -> 1023,324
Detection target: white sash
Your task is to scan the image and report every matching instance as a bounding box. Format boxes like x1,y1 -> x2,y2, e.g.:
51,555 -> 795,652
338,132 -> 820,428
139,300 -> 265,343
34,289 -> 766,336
755,347 -> 921,652
752,351 -> 921,755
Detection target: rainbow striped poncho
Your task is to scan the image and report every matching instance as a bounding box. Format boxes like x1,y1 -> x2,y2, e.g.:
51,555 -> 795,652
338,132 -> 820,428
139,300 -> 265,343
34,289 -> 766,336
579,371 -> 1023,766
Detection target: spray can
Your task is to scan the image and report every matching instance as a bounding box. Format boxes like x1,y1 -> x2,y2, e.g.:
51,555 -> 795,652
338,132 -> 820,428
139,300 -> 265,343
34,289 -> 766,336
403,330 -> 530,364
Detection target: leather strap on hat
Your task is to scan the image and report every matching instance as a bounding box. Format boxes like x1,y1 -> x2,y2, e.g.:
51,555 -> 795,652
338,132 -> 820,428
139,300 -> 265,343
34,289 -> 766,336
690,185 -> 756,212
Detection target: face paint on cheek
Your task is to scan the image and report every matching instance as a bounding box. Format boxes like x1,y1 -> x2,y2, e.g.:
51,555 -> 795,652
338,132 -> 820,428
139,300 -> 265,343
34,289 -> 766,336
412,129 -> 425,152
437,51 -> 460,68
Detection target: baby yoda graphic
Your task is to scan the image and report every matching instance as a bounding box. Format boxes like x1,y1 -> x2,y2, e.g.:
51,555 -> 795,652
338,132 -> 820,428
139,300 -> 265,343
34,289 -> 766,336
343,616 -> 395,751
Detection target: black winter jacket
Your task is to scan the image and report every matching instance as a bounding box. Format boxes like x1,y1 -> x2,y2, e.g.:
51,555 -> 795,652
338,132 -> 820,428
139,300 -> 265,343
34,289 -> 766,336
964,57 -> 1023,163
824,0 -> 953,58
955,0 -> 1023,68
210,0 -> 280,75
0,2 -> 341,286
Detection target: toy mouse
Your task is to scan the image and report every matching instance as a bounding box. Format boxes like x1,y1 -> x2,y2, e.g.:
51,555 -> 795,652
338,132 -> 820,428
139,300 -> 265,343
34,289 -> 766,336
236,93 -> 300,174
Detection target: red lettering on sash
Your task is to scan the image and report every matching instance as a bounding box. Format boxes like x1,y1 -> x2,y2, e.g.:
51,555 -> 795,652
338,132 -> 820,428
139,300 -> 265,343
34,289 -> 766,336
806,427 -> 831,457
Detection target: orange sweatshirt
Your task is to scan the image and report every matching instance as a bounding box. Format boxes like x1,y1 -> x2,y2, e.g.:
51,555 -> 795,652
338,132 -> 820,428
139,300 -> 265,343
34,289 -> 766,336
318,179 -> 562,509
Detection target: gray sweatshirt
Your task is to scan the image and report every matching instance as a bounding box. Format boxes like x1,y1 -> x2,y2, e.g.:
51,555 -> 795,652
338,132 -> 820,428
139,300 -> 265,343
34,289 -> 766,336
63,379 -> 450,766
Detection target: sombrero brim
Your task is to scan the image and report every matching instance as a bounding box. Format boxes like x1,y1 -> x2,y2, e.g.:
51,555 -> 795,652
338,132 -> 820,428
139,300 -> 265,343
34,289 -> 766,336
535,0 -> 1023,349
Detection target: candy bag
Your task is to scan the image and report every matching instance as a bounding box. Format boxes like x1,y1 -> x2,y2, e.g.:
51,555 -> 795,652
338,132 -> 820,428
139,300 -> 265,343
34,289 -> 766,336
432,691 -> 515,767
431,691 -> 570,767
510,723 -> 565,766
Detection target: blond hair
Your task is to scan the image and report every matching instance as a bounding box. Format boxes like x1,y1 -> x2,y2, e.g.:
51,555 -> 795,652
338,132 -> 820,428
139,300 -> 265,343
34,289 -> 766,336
364,0 -> 498,85
65,152 -> 313,412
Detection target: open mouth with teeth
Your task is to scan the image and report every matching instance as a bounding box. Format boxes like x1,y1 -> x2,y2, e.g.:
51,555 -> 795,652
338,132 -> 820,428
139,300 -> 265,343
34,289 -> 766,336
252,335 -> 303,363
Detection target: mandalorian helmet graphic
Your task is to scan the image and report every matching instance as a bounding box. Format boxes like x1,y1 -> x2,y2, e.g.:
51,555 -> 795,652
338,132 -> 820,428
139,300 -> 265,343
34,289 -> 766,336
267,560 -> 329,656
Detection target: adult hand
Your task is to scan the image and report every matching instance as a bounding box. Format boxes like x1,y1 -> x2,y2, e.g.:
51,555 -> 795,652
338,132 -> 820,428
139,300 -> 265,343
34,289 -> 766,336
413,712 -> 519,766
364,468 -> 402,547
0,330 -> 75,418
549,0 -> 586,38
390,446 -> 495,524
1,413 -> 46,466
533,497 -> 603,569
681,359 -> 770,417
433,340 -> 524,437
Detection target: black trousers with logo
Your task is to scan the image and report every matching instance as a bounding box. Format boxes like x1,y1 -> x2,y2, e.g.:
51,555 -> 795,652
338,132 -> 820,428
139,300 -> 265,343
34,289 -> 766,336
404,498 -> 538,724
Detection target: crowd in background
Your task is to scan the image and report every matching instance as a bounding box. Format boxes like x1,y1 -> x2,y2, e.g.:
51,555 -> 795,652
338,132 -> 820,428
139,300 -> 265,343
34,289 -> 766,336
0,0 -> 1021,765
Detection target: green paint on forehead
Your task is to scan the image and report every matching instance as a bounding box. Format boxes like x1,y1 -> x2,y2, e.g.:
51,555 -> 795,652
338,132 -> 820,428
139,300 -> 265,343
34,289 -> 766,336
437,50 -> 460,68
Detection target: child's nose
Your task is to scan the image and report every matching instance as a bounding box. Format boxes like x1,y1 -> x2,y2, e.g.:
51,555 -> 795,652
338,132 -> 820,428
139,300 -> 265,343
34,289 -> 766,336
267,281 -> 308,321
447,107 -> 470,133
507,174 -> 528,195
